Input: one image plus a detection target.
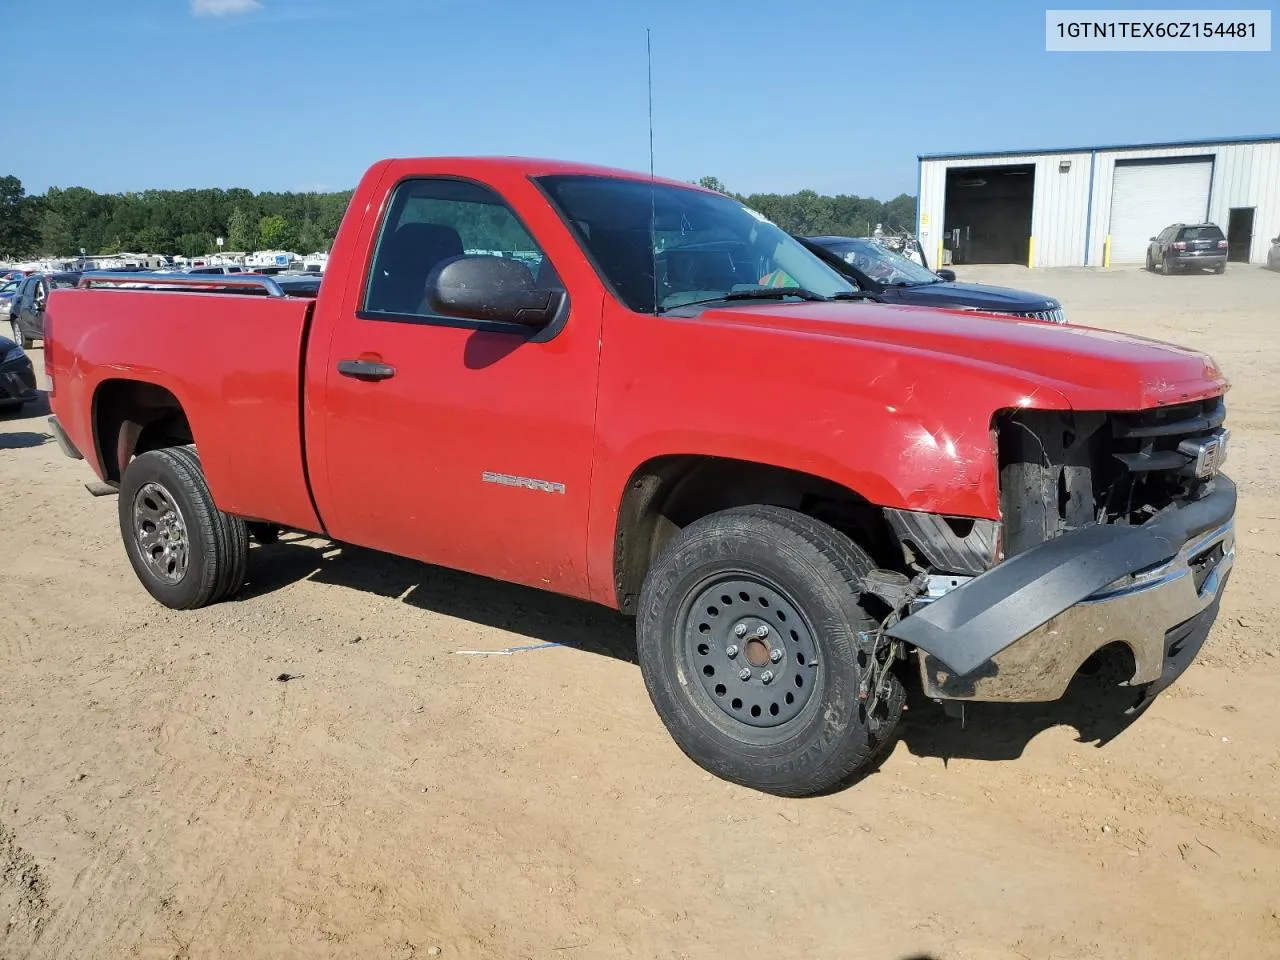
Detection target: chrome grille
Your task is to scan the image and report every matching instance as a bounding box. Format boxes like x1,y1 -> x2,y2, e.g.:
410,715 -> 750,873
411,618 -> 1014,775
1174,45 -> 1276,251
1013,307 -> 1067,324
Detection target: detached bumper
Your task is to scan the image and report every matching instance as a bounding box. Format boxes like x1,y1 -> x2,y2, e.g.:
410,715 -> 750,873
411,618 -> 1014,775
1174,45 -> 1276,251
888,477 -> 1236,703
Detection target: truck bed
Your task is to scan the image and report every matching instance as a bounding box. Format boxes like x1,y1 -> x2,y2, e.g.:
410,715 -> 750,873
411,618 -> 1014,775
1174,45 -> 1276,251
48,283 -> 323,533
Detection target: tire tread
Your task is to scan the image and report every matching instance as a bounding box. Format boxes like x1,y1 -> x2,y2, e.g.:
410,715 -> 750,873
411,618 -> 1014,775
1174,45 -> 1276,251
637,504 -> 904,797
118,445 -> 248,610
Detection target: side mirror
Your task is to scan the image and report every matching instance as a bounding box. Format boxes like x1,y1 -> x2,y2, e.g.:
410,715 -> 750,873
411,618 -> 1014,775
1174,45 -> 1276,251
1149,236 -> 1157,241
425,255 -> 562,327
936,268 -> 957,282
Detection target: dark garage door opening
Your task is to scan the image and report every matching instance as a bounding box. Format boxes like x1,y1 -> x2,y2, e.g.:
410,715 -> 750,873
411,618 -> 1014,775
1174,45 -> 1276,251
1228,207 -> 1255,263
944,164 -> 1035,265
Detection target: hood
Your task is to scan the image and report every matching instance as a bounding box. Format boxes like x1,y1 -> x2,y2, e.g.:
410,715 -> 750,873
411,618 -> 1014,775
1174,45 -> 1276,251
879,281 -> 1058,313
697,301 -> 1226,410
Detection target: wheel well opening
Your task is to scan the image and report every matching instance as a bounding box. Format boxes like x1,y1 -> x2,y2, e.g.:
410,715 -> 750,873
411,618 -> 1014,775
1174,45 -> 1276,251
93,379 -> 193,483
613,455 -> 896,614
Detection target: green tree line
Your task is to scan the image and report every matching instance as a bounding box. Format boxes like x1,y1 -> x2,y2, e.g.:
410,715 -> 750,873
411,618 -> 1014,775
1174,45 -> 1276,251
696,176 -> 917,238
1,172 -> 918,262
0,174 -> 352,260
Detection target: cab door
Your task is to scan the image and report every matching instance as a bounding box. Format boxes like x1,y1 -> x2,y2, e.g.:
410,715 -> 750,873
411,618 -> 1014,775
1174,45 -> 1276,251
14,277 -> 41,341
311,176 -> 603,599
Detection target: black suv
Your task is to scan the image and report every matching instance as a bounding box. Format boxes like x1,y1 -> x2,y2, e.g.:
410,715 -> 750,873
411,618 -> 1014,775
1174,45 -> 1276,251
9,272 -> 82,347
1146,223 -> 1227,275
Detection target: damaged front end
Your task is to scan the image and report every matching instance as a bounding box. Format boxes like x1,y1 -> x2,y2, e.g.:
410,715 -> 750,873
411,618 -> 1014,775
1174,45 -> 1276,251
876,397 -> 1236,705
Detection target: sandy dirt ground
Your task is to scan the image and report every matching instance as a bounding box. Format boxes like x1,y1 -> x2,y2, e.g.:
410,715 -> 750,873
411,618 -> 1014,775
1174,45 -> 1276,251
2,263 -> 1279,960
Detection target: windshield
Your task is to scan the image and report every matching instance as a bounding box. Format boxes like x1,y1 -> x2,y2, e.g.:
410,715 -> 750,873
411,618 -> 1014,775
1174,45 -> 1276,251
817,239 -> 939,286
536,175 -> 857,313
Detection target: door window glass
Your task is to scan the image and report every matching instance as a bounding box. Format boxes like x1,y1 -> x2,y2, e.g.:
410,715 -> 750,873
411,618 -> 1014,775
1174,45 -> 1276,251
363,178 -> 561,320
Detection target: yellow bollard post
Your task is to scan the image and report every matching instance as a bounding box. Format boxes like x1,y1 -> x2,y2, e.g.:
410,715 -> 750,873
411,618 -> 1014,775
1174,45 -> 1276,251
1103,235 -> 1112,268
1027,236 -> 1035,269
937,240 -> 943,271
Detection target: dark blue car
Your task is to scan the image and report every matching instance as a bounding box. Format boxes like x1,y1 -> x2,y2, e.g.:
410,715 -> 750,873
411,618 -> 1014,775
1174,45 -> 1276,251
0,332 -> 38,413
799,236 -> 1067,323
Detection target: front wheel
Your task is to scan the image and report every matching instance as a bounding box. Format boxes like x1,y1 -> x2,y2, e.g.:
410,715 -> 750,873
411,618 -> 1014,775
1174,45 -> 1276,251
118,446 -> 248,609
636,505 -> 903,797
10,320 -> 30,349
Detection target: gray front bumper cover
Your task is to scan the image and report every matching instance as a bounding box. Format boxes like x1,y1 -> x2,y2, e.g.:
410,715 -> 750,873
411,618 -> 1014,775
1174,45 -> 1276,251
887,477 -> 1236,702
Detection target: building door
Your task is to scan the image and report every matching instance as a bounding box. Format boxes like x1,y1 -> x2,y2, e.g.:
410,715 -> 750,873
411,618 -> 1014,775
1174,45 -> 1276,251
1227,207 -> 1255,263
1107,157 -> 1213,263
942,164 -> 1035,265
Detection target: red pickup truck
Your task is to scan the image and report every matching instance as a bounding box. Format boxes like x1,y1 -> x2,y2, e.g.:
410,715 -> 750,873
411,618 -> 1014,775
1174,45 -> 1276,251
44,157 -> 1236,796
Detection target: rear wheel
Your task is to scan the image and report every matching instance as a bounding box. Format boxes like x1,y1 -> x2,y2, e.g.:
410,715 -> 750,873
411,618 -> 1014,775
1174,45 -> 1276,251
1213,263 -> 1226,274
118,446 -> 248,609
1163,255 -> 1177,276
636,505 -> 902,797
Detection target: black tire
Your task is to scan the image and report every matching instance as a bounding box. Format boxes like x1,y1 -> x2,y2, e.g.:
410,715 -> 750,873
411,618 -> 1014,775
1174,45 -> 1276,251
1163,255 -> 1177,276
636,505 -> 903,797
1145,251 -> 1155,272
247,522 -> 280,545
1213,263 -> 1225,275
118,445 -> 248,609
10,320 -> 31,350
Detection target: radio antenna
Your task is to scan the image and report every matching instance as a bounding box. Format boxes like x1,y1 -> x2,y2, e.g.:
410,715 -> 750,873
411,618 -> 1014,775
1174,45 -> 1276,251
647,28 -> 660,314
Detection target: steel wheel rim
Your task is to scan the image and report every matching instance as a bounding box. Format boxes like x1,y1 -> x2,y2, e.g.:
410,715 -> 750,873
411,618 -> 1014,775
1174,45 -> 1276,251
132,481 -> 190,585
681,575 -> 820,729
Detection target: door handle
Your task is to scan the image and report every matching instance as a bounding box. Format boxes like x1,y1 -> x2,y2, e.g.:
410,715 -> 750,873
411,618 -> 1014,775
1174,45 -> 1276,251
336,359 -> 396,381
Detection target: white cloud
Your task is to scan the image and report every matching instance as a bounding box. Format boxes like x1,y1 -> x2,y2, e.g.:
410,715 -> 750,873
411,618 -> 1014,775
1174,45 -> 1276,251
191,0 -> 263,17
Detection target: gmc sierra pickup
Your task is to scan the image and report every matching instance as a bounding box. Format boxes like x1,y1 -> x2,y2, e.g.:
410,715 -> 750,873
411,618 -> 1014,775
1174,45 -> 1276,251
44,157 -> 1235,796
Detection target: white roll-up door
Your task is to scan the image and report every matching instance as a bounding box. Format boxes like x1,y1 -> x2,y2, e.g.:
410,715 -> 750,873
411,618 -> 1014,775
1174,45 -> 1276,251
1107,159 -> 1213,262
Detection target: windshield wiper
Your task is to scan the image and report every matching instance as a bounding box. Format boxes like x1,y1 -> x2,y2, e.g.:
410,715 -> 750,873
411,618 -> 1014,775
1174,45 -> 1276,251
670,288 -> 830,310
671,287 -> 879,310
718,288 -> 830,302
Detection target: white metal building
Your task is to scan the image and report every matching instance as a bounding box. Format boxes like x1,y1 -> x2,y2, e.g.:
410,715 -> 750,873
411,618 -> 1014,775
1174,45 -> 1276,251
916,135 -> 1280,269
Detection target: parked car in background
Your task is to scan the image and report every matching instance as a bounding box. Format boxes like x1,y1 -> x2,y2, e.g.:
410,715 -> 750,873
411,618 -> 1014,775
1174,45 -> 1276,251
10,272 -> 82,347
0,331 -> 38,412
800,235 -> 1068,322
185,265 -> 248,275
0,278 -> 20,320
1146,223 -> 1228,275
1267,234 -> 1280,271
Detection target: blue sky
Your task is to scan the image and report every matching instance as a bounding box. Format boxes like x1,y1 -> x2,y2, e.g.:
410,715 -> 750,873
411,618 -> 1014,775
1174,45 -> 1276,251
6,0 -> 1276,199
